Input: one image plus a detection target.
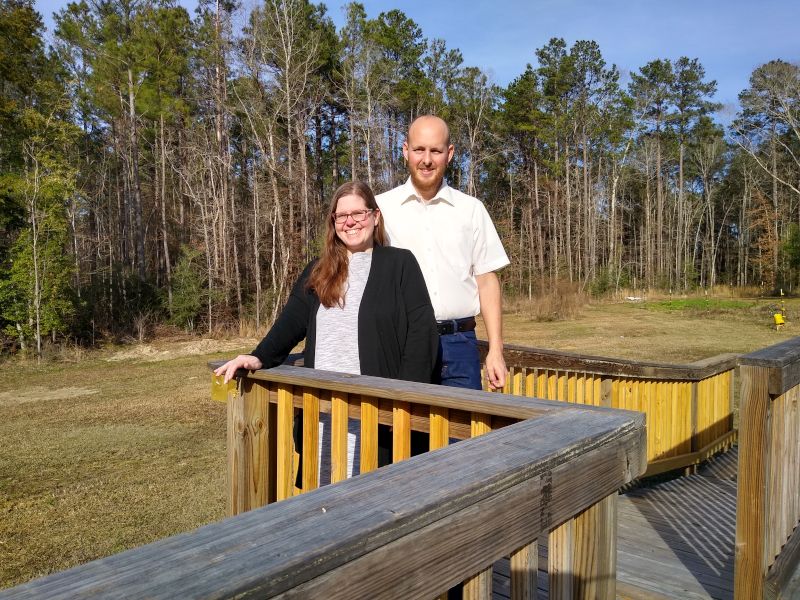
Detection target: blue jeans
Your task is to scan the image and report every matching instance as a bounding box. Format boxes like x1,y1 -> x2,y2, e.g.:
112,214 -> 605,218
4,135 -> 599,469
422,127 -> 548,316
436,330 -> 482,390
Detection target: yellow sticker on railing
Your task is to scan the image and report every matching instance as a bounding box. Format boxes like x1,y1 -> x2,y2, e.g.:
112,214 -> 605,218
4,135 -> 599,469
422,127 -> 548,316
211,375 -> 237,402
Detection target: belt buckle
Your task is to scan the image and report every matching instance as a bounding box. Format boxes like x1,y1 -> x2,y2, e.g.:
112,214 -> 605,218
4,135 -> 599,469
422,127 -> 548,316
438,319 -> 458,335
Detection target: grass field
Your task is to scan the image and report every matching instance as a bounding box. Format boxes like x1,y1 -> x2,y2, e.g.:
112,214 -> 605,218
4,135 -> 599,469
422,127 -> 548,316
1,296 -> 798,589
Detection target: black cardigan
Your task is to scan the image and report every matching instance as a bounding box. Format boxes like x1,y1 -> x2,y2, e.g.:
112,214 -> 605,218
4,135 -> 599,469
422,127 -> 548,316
251,246 -> 438,383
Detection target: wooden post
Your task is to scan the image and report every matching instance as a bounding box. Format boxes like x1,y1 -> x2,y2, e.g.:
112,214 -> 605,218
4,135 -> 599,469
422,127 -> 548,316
227,377 -> 269,517
735,365 -> 772,600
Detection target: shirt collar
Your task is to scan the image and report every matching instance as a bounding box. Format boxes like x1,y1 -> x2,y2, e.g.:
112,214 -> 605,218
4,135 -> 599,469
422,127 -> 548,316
400,178 -> 455,206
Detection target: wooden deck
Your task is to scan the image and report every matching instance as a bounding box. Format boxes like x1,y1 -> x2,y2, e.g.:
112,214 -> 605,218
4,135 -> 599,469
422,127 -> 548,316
491,447 -> 738,599
615,447 -> 737,600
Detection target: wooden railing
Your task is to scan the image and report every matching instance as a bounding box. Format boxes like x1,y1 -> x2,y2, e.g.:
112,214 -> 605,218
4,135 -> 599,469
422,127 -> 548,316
482,342 -> 738,477
735,338 -> 800,600
0,367 -> 646,600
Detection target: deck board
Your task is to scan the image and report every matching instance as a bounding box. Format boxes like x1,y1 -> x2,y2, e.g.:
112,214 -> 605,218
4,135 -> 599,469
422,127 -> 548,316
488,446 -> 737,599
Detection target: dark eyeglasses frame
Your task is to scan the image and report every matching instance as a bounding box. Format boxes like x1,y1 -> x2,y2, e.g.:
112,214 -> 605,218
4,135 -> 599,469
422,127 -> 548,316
332,209 -> 374,224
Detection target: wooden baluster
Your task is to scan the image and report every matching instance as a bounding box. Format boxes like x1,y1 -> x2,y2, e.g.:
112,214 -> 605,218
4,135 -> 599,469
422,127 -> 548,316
512,369 -> 523,395
525,369 -> 535,397
511,540 -> 538,600
430,406 -> 450,450
557,371 -> 567,401
227,377 -> 268,517
547,371 -> 557,400
567,372 -> 576,403
392,400 -> 411,463
549,493 -> 616,600
471,412 -> 492,437
360,395 -> 379,473
575,373 -> 585,406
276,384 -> 294,501
267,389 -> 277,503
301,387 -> 319,493
330,392 -> 349,483
690,379 -> 699,453
537,370 -> 547,399
549,518 -> 573,600
463,566 -> 492,599
502,366 -> 513,394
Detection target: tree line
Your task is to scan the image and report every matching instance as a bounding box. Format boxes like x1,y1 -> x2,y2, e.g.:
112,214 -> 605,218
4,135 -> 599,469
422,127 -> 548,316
1,0 -> 799,356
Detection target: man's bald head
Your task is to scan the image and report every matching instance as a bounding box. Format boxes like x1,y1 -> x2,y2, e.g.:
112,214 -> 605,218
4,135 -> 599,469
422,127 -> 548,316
408,115 -> 450,146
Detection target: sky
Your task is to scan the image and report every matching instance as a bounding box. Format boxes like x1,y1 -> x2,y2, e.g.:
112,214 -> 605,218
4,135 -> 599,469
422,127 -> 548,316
34,0 -> 800,122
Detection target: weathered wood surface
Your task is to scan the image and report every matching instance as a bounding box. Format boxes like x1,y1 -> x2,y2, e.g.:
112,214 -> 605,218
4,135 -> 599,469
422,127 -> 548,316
739,336 -> 800,395
0,408 -> 645,600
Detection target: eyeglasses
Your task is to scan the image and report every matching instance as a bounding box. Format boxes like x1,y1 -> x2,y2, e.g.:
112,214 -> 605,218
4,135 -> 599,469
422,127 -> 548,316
332,209 -> 373,224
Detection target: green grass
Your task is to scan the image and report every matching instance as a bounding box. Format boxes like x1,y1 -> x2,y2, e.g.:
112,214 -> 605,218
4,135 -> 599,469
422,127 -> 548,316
642,298 -> 757,312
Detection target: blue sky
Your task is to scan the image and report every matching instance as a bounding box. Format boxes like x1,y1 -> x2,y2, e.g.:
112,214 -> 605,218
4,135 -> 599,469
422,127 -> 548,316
35,0 -> 800,121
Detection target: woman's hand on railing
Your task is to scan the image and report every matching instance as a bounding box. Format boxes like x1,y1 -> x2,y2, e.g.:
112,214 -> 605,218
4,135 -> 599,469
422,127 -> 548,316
214,354 -> 264,384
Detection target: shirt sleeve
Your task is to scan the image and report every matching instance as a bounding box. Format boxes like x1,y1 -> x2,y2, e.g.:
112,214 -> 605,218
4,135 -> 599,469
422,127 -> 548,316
251,262 -> 316,368
472,201 -> 510,276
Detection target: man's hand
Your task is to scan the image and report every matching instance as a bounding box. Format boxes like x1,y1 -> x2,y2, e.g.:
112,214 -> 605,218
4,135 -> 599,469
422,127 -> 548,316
484,347 -> 506,391
213,354 -> 263,384
476,271 -> 506,391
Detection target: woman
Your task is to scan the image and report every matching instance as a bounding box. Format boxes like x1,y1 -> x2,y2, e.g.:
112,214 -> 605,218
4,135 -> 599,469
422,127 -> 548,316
215,181 -> 438,471
215,180 -> 437,383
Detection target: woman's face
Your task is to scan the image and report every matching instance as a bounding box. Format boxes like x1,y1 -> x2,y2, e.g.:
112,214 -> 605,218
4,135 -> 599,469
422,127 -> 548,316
333,193 -> 379,253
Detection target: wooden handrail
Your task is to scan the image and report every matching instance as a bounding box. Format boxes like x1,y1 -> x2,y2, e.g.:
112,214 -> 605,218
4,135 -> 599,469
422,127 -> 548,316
479,340 -> 738,381
209,361 -> 581,420
737,335 -> 800,395
735,338 -> 800,600
0,402 -> 645,599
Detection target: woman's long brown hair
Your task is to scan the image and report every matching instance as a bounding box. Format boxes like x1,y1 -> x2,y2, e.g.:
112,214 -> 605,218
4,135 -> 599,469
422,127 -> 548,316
307,181 -> 387,308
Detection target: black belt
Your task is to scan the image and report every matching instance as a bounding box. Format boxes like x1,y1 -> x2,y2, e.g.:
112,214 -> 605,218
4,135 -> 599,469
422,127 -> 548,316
436,317 -> 476,335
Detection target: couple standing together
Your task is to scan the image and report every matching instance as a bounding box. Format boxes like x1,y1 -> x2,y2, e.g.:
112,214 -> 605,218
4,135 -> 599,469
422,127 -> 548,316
216,115 -> 509,409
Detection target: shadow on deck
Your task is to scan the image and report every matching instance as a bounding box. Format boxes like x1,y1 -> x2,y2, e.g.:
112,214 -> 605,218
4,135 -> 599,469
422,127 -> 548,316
615,446 -> 737,600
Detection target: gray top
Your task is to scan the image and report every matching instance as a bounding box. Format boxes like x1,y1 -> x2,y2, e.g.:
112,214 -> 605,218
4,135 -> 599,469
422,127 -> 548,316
314,251 -> 373,375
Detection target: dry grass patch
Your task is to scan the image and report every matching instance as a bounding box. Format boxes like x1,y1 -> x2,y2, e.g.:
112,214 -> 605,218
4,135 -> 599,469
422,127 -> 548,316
0,353 -> 234,588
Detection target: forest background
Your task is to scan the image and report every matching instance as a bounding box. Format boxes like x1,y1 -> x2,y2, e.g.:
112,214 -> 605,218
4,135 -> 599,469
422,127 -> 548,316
2,0 -> 800,358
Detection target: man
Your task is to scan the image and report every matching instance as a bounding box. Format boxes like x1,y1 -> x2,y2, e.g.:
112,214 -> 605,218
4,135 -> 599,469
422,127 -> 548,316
377,115 -> 509,391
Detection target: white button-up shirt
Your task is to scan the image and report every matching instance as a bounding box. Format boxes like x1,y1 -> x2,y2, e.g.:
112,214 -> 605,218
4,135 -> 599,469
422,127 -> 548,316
377,179 -> 510,321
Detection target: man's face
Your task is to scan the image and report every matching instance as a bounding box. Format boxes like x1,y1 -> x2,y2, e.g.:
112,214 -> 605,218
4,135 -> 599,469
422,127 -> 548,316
402,117 -> 454,200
